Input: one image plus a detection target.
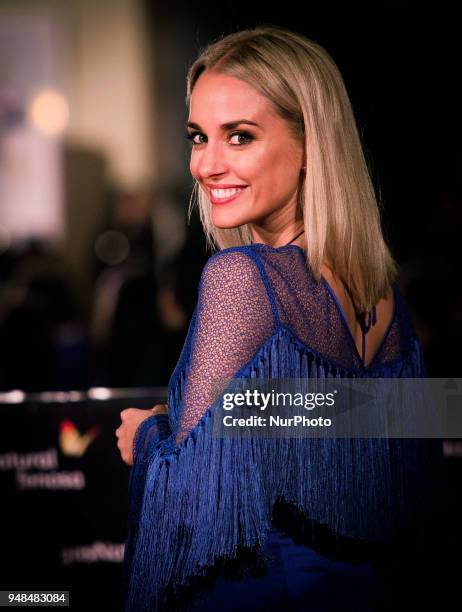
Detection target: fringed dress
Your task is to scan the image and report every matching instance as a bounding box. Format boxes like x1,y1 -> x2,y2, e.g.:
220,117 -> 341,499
123,243 -> 443,611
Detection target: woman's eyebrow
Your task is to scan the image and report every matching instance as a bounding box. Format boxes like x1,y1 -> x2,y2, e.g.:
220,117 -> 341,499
186,119 -> 262,130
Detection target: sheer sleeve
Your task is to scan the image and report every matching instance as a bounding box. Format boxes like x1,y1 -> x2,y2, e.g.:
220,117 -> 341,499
173,250 -> 275,443
123,250 -> 277,611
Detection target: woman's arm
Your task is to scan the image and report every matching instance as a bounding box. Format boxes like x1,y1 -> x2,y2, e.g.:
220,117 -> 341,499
123,250 -> 277,609
117,249 -> 275,464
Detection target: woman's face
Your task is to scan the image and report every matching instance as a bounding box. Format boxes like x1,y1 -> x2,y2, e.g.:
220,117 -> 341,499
187,71 -> 304,240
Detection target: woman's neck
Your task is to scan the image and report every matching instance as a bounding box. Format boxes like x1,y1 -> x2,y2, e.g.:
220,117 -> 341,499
251,224 -> 305,249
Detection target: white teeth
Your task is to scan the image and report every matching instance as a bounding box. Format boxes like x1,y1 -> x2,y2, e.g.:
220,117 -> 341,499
210,187 -> 245,199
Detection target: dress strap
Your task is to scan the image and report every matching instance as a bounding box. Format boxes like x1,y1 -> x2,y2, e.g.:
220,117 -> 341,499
284,228 -> 305,246
358,305 -> 377,364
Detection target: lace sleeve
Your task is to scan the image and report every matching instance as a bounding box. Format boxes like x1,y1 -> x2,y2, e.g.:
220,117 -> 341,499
172,249 -> 275,443
123,249 -> 279,610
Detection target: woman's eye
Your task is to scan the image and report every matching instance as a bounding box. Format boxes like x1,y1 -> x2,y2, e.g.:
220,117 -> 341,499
229,131 -> 253,145
185,131 -> 253,146
185,131 -> 205,145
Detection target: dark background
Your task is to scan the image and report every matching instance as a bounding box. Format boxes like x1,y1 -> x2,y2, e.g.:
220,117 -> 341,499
0,2 -> 460,390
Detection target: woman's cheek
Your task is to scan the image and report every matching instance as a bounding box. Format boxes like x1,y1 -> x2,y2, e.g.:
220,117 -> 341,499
189,158 -> 198,180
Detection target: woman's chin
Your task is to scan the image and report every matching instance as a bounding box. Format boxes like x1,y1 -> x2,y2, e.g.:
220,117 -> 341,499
211,209 -> 247,229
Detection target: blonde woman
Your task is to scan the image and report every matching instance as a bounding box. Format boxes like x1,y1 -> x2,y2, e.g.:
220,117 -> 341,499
116,25 -> 442,611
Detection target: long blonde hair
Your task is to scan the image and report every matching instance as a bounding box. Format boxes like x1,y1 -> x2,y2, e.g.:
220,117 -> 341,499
186,25 -> 397,313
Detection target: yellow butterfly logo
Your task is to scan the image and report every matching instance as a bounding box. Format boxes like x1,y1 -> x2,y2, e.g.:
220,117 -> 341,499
59,420 -> 100,457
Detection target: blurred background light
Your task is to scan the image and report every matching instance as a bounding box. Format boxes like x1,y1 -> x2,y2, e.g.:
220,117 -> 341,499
27,88 -> 69,137
87,387 -> 112,401
0,390 -> 26,404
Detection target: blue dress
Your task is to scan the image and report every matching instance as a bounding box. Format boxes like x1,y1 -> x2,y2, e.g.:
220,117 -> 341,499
123,244 -> 443,611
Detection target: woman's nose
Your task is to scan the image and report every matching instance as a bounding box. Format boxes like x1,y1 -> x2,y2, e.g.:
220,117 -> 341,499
195,141 -> 228,179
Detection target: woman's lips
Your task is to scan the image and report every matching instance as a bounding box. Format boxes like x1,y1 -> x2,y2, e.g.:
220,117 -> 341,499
209,186 -> 248,205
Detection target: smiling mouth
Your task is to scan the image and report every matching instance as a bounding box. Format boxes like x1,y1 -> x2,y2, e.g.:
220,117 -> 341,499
209,186 -> 247,204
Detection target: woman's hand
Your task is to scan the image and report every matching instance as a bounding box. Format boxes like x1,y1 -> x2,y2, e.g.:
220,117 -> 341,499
116,404 -> 168,466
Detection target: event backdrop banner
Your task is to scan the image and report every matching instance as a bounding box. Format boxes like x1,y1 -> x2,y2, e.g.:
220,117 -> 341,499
0,388 -> 167,611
